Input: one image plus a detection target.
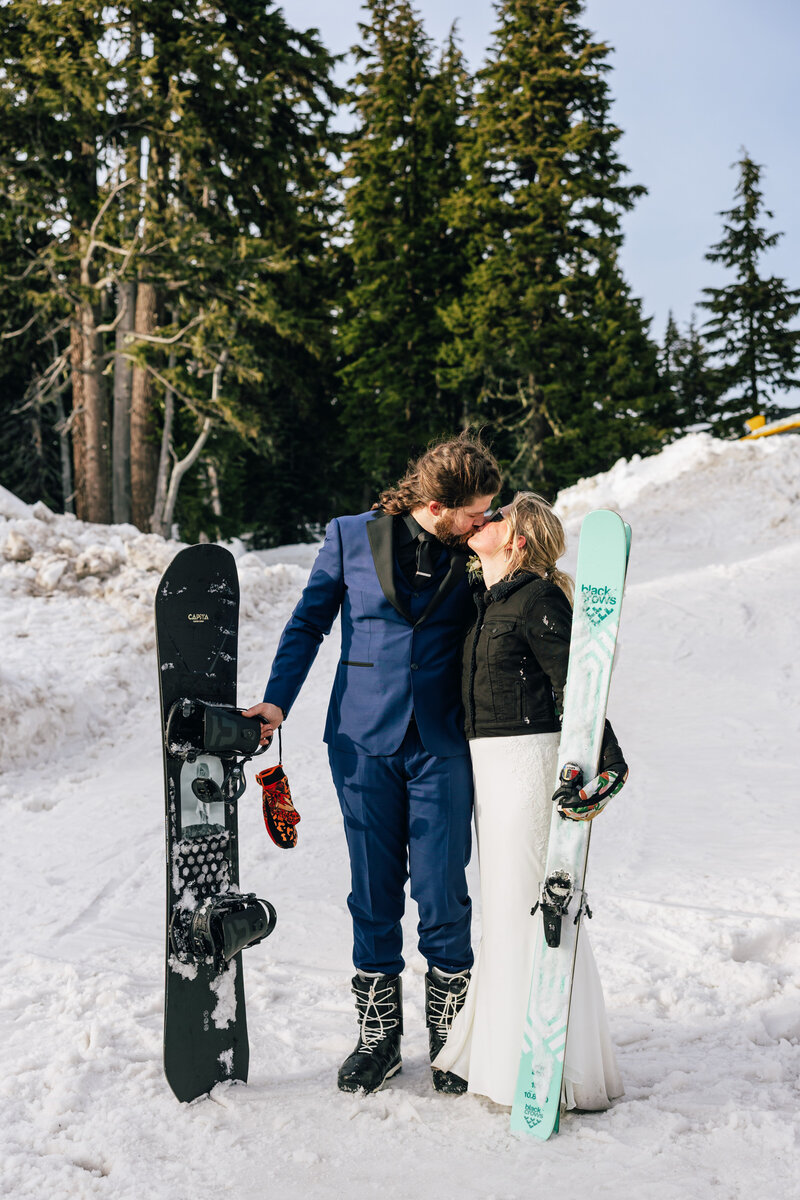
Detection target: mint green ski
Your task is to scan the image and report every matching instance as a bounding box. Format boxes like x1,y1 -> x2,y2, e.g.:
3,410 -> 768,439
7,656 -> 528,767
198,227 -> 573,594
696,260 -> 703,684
510,509 -> 631,1140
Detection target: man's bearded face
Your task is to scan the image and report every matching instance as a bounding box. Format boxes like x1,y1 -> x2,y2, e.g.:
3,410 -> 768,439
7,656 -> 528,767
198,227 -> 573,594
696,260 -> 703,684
433,510 -> 474,546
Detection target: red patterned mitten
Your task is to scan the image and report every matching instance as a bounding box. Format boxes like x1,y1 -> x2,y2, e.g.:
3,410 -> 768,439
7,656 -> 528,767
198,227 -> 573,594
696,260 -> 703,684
256,764 -> 301,849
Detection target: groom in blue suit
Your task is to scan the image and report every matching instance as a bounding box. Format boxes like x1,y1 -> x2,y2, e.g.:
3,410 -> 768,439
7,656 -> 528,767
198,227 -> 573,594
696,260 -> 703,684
246,434 -> 500,1094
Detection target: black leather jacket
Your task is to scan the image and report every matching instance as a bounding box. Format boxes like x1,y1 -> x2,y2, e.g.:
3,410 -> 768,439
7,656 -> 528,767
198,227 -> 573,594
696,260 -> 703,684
462,572 -> 623,767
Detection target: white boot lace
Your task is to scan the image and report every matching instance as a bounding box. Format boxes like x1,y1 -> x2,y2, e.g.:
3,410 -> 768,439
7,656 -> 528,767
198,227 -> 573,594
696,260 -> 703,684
427,971 -> 469,1041
356,978 -> 401,1056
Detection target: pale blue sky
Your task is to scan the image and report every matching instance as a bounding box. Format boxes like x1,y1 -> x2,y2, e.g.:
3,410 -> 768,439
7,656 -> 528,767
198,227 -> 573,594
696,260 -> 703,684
287,0 -> 800,344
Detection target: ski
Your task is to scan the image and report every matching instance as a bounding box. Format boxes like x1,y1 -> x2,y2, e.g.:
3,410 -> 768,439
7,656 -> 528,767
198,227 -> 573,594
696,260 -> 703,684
155,543 -> 277,1103
510,509 -> 630,1139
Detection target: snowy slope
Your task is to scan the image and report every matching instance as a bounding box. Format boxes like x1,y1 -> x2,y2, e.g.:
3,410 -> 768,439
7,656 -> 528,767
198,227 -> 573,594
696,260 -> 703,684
1,433 -> 799,1200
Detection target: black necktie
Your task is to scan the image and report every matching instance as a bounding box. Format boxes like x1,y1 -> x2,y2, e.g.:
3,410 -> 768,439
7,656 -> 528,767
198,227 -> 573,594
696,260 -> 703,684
415,531 -> 438,588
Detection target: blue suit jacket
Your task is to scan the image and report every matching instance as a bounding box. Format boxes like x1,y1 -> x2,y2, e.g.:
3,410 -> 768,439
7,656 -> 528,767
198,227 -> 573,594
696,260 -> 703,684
264,510 -> 474,757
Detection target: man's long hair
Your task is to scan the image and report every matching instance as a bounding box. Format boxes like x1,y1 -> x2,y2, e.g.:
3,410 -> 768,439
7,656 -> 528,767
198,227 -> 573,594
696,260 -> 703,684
377,432 -> 501,515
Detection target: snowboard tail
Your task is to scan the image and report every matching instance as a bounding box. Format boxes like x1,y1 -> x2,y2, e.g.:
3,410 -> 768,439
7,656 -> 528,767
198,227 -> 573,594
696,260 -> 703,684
510,510 -> 630,1139
156,544 -> 277,1103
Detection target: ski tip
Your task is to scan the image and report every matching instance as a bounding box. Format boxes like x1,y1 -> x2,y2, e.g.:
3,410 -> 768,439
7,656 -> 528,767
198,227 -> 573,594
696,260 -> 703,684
581,507 -> 626,526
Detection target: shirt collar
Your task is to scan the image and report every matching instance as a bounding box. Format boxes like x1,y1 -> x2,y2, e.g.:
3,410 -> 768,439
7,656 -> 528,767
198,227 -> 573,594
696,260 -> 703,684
399,512 -> 427,545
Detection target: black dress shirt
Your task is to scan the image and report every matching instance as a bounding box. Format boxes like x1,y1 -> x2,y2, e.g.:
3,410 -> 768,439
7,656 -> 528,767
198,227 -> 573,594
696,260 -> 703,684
395,514 -> 445,589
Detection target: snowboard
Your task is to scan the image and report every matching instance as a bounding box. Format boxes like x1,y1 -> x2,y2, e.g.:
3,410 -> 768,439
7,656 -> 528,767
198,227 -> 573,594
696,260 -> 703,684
510,509 -> 631,1139
155,543 -> 276,1103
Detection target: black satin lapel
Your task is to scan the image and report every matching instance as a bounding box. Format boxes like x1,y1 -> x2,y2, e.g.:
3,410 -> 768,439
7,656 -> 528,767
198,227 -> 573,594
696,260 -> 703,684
366,513 -> 412,623
415,551 -> 467,627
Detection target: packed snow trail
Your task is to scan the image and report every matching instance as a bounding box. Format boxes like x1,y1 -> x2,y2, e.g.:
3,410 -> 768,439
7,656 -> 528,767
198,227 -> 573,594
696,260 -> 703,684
1,433 -> 798,1200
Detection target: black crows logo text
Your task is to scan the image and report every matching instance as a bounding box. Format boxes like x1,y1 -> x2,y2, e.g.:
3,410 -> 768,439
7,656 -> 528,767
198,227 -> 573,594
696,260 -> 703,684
580,584 -> 618,625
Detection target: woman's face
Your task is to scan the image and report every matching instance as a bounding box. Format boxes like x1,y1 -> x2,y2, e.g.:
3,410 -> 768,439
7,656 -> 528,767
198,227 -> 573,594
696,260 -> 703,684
467,505 -> 512,556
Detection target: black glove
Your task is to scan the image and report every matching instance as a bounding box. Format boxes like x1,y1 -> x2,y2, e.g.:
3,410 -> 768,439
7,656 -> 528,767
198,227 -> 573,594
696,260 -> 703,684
553,755 -> 628,822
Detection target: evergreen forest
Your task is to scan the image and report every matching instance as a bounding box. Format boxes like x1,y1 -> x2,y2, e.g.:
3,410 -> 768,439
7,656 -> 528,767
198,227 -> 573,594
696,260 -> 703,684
1,0 -> 798,544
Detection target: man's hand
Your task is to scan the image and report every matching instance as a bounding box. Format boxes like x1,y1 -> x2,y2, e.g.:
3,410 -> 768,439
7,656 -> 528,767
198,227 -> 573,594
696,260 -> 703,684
242,702 -> 284,746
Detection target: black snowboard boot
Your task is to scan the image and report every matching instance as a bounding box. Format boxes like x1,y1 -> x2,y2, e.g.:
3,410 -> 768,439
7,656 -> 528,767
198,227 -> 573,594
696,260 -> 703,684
425,967 -> 470,1095
337,972 -> 403,1093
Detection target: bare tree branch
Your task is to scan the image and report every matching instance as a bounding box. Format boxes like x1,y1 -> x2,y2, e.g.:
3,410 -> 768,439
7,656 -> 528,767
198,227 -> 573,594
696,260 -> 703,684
3,259 -> 39,284
40,254 -> 83,310
118,357 -> 204,415
95,286 -> 134,335
153,341 -> 233,534
16,358 -> 72,412
1,311 -> 39,340
92,240 -> 137,257
210,346 -> 231,402
36,351 -> 71,393
37,315 -> 73,345
160,416 -> 214,533
123,313 -> 205,346
80,177 -> 137,280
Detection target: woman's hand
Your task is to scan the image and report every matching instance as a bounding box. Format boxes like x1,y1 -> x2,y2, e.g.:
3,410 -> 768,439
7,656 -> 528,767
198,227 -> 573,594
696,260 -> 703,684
553,761 -> 628,822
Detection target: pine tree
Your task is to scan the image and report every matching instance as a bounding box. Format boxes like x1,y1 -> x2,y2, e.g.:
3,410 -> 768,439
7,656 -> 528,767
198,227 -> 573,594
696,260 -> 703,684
338,1 -> 472,499
699,153 -> 800,435
439,0 -> 664,491
0,2 -> 341,540
0,2 -> 117,521
0,207 -> 68,508
659,313 -> 721,434
0,293 -> 66,510
124,2 -> 343,541
659,313 -> 683,418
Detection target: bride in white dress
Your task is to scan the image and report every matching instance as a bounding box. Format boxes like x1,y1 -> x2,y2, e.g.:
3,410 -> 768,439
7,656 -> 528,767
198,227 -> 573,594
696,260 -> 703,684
433,494 -> 626,1111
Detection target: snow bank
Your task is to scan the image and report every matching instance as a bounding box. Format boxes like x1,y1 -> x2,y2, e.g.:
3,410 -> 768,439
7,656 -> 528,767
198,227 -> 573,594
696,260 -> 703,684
555,431 -> 800,574
0,502 -> 308,770
1,432 -> 799,1200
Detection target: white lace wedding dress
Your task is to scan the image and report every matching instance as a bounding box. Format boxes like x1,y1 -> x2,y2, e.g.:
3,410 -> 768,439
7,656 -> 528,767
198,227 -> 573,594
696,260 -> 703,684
433,732 -> 623,1110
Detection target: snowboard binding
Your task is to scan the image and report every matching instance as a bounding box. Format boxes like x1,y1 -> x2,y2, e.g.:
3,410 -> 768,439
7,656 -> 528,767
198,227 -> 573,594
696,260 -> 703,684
166,698 -> 269,762
190,774 -> 225,806
170,892 -> 277,969
166,699 -> 270,800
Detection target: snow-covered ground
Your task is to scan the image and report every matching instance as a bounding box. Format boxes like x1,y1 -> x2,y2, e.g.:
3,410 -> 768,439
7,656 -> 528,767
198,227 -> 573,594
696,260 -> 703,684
1,432 -> 799,1200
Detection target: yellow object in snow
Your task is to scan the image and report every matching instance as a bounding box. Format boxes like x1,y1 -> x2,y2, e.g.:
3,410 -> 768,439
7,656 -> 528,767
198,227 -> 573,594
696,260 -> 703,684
741,413 -> 800,440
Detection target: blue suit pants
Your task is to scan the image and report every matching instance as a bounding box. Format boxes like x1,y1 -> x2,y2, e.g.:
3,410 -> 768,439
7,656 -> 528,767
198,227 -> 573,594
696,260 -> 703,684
328,723 -> 474,976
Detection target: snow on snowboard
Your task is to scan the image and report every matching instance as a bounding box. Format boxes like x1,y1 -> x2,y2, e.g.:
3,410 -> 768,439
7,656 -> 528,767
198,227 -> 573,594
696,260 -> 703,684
511,509 -> 631,1139
155,543 -> 277,1103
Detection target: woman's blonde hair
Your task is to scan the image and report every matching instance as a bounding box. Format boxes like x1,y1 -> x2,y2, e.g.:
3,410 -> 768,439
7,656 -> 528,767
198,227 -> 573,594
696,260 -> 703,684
502,492 -> 574,603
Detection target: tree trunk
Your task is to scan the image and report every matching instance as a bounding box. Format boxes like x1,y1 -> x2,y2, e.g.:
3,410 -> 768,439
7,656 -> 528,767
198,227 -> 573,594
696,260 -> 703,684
513,374 -> 553,488
113,280 -> 136,523
206,460 -> 222,520
206,460 -> 222,543
77,302 -> 112,523
69,321 -> 87,518
523,414 -> 550,486
151,366 -> 175,538
55,393 -> 74,514
130,281 -> 161,530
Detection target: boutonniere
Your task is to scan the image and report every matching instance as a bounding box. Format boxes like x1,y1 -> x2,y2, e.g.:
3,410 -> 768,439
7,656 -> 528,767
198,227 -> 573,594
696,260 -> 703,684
466,555 -> 484,583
